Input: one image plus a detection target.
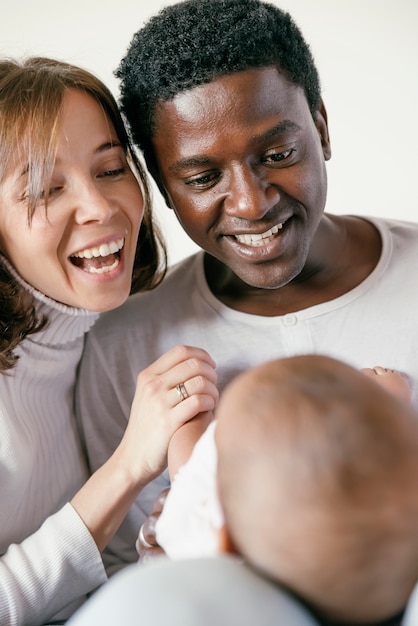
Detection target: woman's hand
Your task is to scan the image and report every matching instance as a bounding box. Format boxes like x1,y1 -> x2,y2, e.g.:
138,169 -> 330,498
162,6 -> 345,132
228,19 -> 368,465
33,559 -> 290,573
72,347 -> 216,553
116,345 -> 218,487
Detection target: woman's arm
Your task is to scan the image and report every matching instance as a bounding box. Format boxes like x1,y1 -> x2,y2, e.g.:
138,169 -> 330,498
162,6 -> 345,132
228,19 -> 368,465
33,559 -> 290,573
0,346 -> 217,626
71,345 -> 218,552
0,504 -> 106,626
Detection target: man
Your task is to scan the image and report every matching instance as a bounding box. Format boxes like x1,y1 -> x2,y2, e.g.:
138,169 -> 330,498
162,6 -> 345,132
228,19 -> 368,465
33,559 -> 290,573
76,0 -> 418,576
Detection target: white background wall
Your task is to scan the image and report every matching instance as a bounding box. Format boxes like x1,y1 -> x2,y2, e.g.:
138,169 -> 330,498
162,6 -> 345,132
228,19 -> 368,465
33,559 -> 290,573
2,1 -> 417,265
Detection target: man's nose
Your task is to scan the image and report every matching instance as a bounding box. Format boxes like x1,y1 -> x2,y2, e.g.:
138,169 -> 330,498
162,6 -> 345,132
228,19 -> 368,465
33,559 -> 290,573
223,164 -> 280,219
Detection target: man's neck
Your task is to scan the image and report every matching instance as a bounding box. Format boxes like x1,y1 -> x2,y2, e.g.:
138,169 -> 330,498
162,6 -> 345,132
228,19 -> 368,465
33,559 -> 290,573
204,215 -> 381,317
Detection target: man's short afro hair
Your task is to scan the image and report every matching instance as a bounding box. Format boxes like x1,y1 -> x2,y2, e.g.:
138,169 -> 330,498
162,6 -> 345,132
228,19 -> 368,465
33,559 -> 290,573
116,0 -> 321,157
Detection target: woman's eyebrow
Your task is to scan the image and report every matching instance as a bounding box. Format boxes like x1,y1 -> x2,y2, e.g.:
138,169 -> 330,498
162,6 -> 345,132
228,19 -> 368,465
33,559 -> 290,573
96,140 -> 123,153
18,140 -> 124,177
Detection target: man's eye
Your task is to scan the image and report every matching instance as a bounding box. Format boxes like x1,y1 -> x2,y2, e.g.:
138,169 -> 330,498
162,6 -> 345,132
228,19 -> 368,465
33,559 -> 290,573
264,147 -> 296,164
185,171 -> 220,188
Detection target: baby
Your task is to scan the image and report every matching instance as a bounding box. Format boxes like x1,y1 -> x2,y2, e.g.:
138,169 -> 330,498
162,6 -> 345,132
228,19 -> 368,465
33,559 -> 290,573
156,356 -> 415,625
215,356 -> 417,625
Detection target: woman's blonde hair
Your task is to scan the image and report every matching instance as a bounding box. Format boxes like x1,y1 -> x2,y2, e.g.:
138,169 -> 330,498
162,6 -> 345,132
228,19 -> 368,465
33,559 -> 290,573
0,56 -> 166,371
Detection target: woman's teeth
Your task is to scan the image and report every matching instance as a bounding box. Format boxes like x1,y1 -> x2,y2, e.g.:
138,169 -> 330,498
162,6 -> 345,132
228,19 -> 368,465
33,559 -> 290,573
72,237 -> 124,259
70,238 -> 124,274
235,223 -> 283,247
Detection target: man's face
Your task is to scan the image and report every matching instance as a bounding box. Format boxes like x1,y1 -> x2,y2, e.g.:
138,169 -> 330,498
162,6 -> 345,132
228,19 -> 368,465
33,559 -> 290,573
152,67 -> 331,291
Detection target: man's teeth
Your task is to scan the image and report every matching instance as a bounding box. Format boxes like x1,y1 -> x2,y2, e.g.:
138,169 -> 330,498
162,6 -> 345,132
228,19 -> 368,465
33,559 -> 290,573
72,237 -> 124,259
235,223 -> 283,246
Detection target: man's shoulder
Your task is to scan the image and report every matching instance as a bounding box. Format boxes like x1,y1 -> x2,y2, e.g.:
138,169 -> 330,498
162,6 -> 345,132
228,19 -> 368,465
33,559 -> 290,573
370,216 -> 418,239
362,217 -> 418,271
90,252 -> 202,336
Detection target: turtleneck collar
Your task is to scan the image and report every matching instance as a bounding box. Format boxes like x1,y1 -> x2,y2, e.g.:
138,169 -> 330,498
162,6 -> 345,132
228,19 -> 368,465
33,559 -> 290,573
0,254 -> 100,345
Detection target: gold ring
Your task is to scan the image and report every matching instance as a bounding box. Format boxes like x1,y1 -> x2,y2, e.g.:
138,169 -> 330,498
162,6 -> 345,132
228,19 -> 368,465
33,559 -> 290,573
176,382 -> 189,401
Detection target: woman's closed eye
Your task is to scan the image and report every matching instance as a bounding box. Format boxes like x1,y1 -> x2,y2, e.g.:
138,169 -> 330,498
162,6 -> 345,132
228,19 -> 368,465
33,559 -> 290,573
98,166 -> 128,179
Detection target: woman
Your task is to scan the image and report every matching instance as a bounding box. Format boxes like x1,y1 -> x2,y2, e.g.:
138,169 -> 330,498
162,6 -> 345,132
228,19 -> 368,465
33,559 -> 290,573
0,57 -> 217,626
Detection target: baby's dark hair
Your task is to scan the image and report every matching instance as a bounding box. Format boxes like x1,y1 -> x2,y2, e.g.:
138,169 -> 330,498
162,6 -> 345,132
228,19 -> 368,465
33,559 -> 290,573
116,0 -> 321,162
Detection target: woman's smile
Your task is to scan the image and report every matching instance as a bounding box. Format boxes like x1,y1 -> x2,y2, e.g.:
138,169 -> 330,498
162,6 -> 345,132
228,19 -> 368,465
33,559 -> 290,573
0,89 -> 144,311
70,237 -> 124,274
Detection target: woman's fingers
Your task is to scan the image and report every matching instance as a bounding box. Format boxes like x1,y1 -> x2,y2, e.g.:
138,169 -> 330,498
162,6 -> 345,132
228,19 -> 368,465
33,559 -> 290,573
136,366 -> 218,413
140,348 -> 217,390
144,345 -> 216,376
136,345 -> 219,412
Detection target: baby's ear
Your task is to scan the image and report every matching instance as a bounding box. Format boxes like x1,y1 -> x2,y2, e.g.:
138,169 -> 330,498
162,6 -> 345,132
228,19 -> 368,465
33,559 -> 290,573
218,525 -> 239,555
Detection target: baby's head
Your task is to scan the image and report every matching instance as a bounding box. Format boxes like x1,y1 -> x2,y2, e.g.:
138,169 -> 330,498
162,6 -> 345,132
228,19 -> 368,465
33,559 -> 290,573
216,355 -> 418,624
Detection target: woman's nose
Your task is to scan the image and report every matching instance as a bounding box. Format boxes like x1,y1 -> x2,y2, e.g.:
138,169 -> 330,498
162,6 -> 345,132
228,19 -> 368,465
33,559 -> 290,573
74,181 -> 117,224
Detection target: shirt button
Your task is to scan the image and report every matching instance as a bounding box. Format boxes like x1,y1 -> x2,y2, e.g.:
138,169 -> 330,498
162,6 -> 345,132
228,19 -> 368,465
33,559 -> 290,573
283,314 -> 297,327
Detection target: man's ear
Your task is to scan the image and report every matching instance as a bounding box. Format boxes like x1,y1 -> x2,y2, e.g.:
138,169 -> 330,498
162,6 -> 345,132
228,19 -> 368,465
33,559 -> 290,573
153,174 -> 174,211
145,152 -> 174,210
218,525 -> 239,555
315,98 -> 331,161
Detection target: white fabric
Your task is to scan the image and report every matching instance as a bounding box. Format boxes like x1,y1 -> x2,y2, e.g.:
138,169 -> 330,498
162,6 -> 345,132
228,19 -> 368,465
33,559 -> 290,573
77,217 -> 418,571
67,556 -> 320,626
402,581 -> 418,625
155,422 -> 223,558
0,258 -> 107,626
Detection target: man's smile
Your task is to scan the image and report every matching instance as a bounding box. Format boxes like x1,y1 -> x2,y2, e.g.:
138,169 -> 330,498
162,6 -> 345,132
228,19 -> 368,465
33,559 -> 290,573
233,222 -> 284,247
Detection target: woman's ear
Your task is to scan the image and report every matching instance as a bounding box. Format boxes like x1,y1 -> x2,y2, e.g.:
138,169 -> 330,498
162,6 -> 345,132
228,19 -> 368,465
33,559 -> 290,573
218,525 -> 239,555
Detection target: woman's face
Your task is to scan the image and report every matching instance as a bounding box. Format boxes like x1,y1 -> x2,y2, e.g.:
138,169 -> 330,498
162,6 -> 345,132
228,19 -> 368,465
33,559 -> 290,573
0,89 -> 144,311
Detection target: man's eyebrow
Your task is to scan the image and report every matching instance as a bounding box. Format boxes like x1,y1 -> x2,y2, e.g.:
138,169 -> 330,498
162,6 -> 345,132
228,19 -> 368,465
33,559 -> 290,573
253,120 -> 300,144
168,155 -> 211,173
168,120 -> 300,173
